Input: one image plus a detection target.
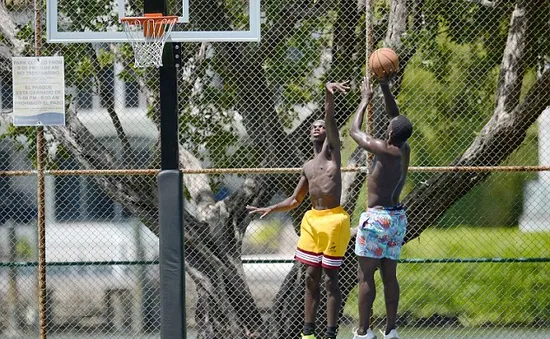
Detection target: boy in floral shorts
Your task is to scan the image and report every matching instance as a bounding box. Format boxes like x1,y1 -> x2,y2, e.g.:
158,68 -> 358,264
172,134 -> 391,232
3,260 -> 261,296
349,75 -> 412,339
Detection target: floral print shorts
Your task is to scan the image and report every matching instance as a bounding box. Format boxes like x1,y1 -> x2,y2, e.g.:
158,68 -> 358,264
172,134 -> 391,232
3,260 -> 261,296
355,205 -> 407,260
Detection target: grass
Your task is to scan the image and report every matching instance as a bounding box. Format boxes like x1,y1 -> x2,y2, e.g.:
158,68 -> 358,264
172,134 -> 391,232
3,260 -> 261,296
401,227 -> 550,259
344,227 -> 550,327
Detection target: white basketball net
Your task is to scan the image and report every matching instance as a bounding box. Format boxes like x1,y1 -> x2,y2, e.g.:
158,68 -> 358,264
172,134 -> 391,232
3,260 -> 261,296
121,16 -> 178,68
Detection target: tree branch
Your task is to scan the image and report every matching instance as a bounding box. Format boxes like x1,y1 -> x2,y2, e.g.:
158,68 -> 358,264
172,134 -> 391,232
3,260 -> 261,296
385,0 -> 409,51
493,2 -> 529,118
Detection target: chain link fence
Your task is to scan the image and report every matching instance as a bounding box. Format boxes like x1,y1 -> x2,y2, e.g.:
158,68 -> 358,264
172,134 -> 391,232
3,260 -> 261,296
0,0 -> 549,338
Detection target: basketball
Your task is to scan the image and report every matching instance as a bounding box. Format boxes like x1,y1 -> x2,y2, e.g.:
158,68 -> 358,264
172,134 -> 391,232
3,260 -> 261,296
368,48 -> 399,79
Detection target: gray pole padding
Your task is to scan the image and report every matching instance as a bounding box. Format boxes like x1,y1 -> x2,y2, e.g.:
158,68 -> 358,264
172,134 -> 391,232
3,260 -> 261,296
158,170 -> 186,338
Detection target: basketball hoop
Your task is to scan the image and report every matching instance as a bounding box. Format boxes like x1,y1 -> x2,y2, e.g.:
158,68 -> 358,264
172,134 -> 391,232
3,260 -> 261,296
120,13 -> 179,68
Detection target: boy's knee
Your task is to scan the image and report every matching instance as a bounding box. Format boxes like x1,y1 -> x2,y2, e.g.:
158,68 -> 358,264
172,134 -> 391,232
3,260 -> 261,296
324,274 -> 339,293
382,275 -> 399,288
305,270 -> 320,290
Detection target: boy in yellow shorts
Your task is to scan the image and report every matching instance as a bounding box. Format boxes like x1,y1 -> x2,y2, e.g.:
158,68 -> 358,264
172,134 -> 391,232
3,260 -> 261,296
247,81 -> 351,339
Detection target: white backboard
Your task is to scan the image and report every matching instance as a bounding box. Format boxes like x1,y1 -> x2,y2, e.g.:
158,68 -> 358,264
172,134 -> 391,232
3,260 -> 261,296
47,0 -> 261,43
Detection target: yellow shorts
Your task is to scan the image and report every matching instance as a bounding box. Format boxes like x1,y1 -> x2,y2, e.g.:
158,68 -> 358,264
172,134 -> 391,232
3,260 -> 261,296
295,206 -> 351,269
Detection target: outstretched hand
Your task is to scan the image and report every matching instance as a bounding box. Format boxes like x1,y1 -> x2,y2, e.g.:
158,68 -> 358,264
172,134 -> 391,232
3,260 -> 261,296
326,81 -> 351,94
361,76 -> 373,102
246,205 -> 273,219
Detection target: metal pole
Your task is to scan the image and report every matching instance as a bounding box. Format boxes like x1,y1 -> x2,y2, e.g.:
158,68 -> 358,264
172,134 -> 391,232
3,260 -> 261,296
159,48 -> 180,170
143,0 -> 186,337
366,0 -> 375,170
37,127 -> 48,338
365,1 -> 375,329
158,47 -> 186,338
34,0 -> 48,337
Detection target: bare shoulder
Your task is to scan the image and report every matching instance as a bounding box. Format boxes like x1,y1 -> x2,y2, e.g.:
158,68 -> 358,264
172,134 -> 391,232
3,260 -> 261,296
385,142 -> 404,158
304,159 -> 314,167
321,137 -> 340,160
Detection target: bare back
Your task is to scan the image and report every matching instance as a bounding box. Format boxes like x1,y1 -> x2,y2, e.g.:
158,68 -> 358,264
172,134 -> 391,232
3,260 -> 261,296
303,141 -> 342,210
367,142 -> 410,208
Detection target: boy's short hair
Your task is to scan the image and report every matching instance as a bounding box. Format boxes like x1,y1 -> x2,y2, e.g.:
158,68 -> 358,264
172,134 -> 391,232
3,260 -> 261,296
391,116 -> 413,143
312,119 -> 325,127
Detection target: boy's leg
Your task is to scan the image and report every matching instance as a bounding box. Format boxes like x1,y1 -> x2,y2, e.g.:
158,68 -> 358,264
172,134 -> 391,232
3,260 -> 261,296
357,257 -> 380,335
303,264 -> 323,335
323,268 -> 341,338
380,258 -> 399,335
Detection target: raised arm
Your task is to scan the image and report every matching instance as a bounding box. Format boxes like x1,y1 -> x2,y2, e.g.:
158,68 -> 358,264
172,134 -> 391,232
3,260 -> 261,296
246,172 -> 309,219
324,81 -> 350,149
379,76 -> 399,118
350,77 -> 372,143
350,77 -> 389,154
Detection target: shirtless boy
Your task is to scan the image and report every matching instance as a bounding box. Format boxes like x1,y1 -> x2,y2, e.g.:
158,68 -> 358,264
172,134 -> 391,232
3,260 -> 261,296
247,82 -> 352,339
349,75 -> 412,339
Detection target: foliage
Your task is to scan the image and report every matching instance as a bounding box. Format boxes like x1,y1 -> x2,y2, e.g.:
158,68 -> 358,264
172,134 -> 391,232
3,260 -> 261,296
392,6 -> 544,227
15,237 -> 33,259
266,15 -> 331,129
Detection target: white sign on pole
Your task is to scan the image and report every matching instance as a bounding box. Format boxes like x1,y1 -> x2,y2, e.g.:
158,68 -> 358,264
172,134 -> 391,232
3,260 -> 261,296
12,56 -> 65,126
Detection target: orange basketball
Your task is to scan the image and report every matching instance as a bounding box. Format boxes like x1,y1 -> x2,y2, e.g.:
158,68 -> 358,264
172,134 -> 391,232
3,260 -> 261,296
368,48 -> 399,79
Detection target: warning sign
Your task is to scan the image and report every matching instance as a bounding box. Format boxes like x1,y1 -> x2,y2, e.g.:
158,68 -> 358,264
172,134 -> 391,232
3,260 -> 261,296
12,57 -> 65,126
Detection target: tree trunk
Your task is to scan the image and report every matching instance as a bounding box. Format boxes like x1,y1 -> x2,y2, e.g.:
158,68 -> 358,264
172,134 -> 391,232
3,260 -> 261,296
0,2 -> 25,67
